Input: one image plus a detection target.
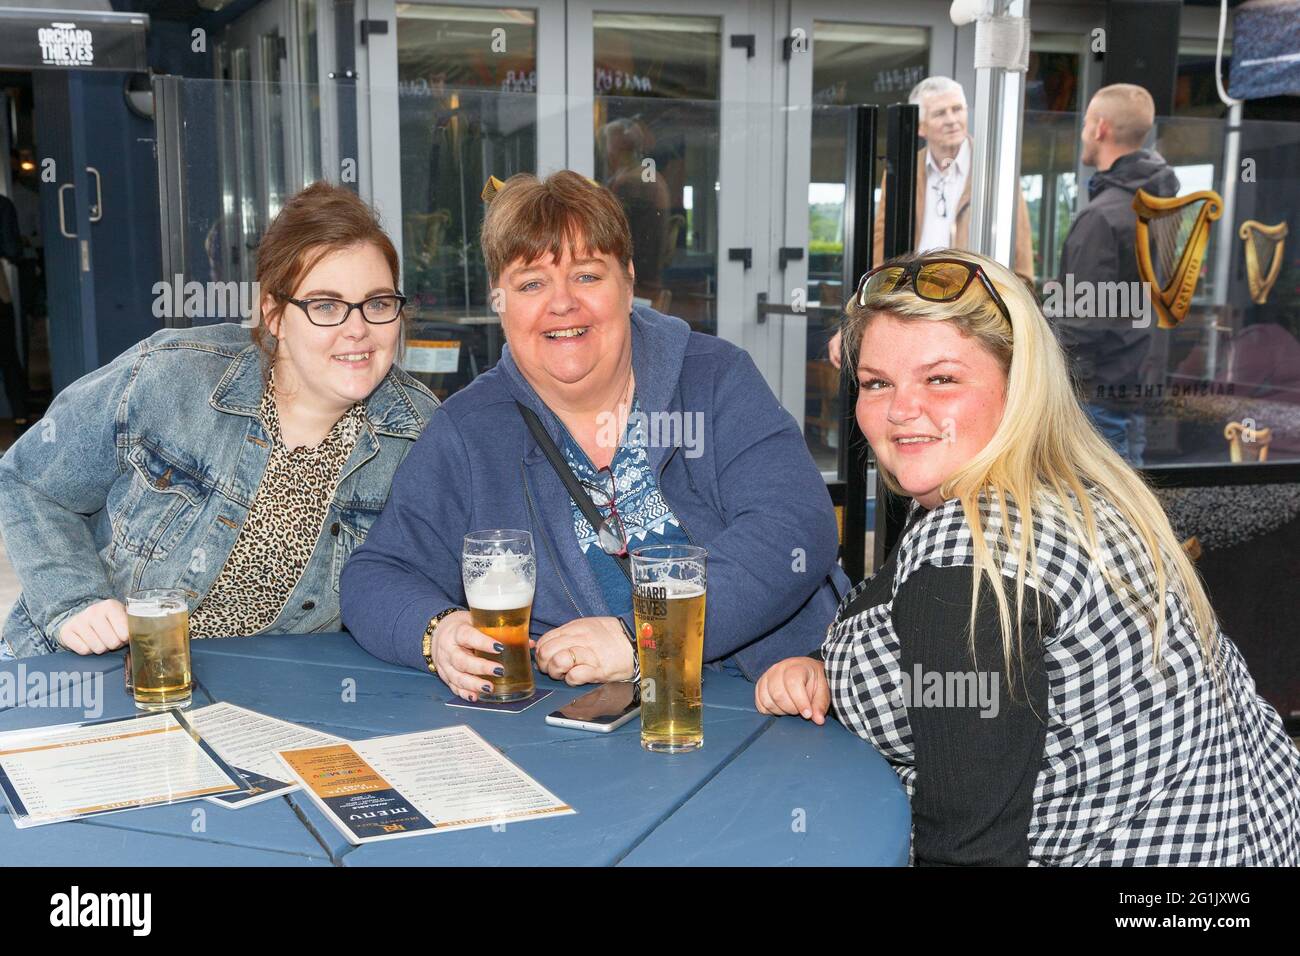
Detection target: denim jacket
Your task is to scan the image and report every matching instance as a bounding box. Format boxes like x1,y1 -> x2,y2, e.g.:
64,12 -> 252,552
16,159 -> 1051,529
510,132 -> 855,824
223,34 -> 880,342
0,323 -> 438,658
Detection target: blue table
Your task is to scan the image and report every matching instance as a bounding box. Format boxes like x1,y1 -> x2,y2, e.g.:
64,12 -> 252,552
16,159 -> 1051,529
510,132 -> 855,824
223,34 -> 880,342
0,633 -> 911,866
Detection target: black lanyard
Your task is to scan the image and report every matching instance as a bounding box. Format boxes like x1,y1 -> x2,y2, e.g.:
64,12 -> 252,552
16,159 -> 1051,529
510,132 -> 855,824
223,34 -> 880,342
516,402 -> 633,584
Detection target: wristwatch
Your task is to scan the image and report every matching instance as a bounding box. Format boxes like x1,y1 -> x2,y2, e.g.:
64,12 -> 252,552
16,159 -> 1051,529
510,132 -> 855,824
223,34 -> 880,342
422,607 -> 464,675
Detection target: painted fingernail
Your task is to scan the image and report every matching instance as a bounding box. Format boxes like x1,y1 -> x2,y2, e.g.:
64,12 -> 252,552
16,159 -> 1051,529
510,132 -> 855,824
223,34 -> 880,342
482,684 -> 493,693
493,642 -> 504,653
493,667 -> 505,676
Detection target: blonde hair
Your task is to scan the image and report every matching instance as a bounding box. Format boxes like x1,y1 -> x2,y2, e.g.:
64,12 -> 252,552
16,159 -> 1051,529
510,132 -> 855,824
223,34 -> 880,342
1090,83 -> 1156,148
842,250 -> 1220,684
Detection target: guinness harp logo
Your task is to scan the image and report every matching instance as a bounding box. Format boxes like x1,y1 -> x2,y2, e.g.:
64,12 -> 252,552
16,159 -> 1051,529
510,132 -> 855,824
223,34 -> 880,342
1238,220 -> 1288,305
1132,188 -> 1224,329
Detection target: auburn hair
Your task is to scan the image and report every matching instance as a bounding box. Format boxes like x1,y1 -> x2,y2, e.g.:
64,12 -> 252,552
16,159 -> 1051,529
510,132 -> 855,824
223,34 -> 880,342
480,170 -> 633,283
253,181 -> 401,371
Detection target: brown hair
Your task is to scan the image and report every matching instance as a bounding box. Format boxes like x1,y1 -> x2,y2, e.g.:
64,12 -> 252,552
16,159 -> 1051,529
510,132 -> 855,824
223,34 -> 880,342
253,181 -> 401,369
480,170 -> 633,284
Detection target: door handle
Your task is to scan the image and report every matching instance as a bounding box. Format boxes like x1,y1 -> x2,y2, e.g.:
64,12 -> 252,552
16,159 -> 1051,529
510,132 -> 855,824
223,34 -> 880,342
756,292 -> 843,325
57,183 -> 76,238
86,166 -> 103,222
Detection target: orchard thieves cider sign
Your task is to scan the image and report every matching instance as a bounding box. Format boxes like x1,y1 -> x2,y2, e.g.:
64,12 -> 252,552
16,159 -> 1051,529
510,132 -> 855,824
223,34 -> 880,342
0,9 -> 147,72
39,23 -> 95,67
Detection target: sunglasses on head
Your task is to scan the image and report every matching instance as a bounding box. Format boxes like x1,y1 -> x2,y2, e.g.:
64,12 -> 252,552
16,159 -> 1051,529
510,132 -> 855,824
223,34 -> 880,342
854,257 -> 1012,323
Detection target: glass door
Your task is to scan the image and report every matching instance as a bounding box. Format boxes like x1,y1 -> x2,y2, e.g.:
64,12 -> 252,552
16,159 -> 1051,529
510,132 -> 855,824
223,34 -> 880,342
216,0 -> 318,286
1021,31 -> 1089,286
363,0 -> 565,398
566,0 -> 761,356
781,1 -> 951,474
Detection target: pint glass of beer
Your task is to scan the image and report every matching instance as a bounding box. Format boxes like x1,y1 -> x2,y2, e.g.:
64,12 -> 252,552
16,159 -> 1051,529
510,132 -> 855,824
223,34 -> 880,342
631,545 -> 707,753
126,589 -> 192,711
462,530 -> 536,702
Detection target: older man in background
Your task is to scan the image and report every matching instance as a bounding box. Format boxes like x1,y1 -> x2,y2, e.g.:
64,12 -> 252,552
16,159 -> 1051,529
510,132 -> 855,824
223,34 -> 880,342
830,76 -> 1034,367
873,76 -> 1035,280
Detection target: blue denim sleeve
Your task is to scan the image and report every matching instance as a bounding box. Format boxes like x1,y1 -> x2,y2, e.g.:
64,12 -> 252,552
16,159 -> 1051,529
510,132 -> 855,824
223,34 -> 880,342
340,406 -> 471,671
0,340 -> 145,643
701,347 -> 842,660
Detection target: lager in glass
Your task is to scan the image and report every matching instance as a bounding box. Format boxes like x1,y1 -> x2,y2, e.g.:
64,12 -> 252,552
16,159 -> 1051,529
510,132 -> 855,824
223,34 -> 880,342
463,530 -> 536,702
632,545 -> 707,753
126,589 -> 192,711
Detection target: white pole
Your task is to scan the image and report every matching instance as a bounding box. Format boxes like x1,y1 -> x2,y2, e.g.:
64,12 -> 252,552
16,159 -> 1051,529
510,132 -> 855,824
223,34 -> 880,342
965,0 -> 1031,270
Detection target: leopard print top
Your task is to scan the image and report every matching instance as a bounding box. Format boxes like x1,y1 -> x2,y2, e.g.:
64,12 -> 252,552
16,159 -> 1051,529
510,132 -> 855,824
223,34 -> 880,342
189,376 -> 365,639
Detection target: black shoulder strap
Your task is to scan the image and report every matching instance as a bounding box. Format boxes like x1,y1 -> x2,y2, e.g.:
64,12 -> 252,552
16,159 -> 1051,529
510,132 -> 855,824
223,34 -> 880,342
516,401 -> 633,583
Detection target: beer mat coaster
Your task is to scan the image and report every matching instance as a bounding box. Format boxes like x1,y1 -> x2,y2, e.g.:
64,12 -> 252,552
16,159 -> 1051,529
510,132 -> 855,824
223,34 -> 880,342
445,689 -> 554,714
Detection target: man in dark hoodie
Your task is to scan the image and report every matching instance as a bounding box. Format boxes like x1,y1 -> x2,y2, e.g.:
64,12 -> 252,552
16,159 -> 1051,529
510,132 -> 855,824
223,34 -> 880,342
1056,83 -> 1180,464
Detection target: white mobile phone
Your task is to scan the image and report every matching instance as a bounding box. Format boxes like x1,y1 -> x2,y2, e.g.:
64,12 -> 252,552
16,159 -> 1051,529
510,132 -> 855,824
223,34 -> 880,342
545,682 -> 641,733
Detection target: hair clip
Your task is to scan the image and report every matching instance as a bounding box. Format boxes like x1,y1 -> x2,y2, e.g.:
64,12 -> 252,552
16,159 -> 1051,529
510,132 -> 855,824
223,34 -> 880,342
481,175 -> 507,203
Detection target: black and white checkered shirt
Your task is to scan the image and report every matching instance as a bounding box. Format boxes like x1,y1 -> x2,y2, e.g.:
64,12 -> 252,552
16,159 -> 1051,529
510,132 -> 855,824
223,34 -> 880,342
824,490 -> 1300,865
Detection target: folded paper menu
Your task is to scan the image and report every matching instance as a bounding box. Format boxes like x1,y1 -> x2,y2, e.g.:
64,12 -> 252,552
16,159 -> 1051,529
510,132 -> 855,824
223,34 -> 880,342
276,725 -> 574,845
185,702 -> 346,809
0,711 -> 246,828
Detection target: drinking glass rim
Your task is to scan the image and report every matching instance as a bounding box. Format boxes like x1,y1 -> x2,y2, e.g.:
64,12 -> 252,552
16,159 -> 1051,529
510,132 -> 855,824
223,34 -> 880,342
464,528 -> 533,546
126,587 -> 188,610
630,544 -> 708,562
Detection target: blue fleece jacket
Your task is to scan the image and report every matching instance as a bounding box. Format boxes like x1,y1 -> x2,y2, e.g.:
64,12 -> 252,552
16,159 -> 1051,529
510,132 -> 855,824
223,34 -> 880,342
340,306 -> 848,680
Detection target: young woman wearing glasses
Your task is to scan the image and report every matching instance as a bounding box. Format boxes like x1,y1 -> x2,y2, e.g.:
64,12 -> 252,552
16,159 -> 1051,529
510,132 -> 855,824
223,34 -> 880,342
756,250 -> 1299,865
0,182 -> 438,658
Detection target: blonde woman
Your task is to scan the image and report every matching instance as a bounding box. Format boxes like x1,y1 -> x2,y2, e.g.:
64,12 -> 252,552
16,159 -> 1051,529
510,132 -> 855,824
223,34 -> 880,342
756,250 -> 1300,866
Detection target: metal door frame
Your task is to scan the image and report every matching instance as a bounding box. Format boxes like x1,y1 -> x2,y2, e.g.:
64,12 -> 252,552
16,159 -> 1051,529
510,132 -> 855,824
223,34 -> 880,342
361,0 -> 568,268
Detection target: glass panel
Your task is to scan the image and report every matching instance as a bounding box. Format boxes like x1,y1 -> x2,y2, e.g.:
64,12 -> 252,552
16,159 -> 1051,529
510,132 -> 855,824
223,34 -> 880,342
297,0 -> 322,186
260,32 -> 287,220
165,75 -> 320,320
1054,169 -> 1078,269
395,4 -> 538,399
225,46 -> 259,284
1025,33 -> 1081,113
593,13 -> 721,335
1176,39 -> 1232,119
805,23 -> 929,473
1040,110 -> 1300,467
1020,37 -> 1081,283
1020,110 -> 1082,281
212,30 -> 294,291
811,22 -> 929,110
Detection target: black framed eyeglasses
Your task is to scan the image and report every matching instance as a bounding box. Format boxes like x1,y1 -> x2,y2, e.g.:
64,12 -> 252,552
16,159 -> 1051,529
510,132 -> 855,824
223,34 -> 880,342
280,293 -> 407,327
854,257 -> 1011,323
581,470 -> 628,558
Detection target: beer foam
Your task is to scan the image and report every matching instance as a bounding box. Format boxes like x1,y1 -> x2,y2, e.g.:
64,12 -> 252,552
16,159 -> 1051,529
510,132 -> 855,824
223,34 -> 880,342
464,554 -> 535,609
127,601 -> 175,618
654,579 -> 705,599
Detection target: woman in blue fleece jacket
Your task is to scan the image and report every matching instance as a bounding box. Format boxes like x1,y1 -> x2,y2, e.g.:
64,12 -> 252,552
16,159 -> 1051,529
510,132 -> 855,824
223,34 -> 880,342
341,171 -> 847,701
